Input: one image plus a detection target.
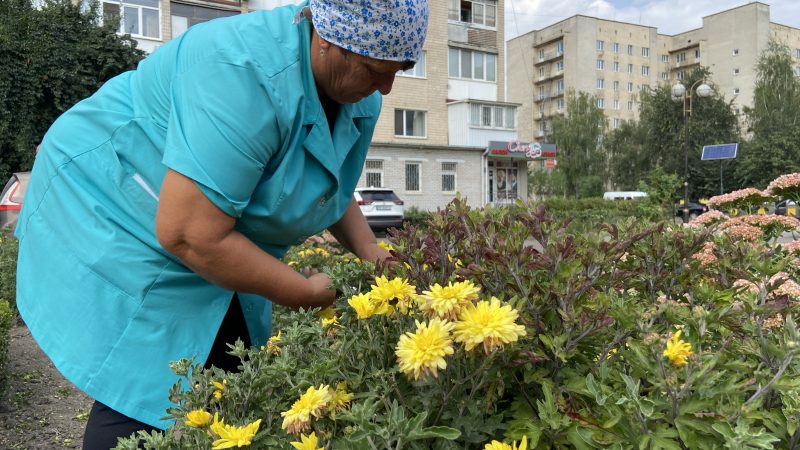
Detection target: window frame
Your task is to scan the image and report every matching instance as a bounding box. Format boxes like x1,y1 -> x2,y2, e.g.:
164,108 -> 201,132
448,47 -> 497,82
103,0 -> 161,39
398,51 -> 427,78
364,160 -> 384,188
440,162 -> 457,193
405,161 -> 422,192
394,109 -> 427,138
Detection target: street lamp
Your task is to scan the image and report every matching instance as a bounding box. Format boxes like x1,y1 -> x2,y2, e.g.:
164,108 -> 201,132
671,79 -> 713,223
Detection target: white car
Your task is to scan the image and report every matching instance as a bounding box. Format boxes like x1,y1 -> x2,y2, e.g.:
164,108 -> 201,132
354,188 -> 404,230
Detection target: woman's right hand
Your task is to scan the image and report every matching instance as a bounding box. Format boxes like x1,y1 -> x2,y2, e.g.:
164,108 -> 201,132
306,272 -> 336,308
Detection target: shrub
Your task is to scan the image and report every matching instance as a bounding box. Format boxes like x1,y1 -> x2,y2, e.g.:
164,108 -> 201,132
0,299 -> 14,401
116,196 -> 800,450
403,206 -> 434,229
0,233 -> 18,312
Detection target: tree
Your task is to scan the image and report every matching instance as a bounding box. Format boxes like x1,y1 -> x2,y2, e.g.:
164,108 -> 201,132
735,41 -> 800,188
0,0 -> 144,180
605,68 -> 738,200
550,90 -> 607,197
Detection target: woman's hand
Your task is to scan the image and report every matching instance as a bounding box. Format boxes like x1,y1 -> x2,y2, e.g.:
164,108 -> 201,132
306,272 -> 336,308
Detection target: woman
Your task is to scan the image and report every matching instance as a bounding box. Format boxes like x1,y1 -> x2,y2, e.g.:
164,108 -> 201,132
14,0 -> 428,448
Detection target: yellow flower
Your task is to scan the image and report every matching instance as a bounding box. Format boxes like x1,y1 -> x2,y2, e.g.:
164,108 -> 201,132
290,432 -> 324,450
348,293 -> 377,319
260,331 -> 282,355
484,436 -> 527,450
419,280 -> 481,320
370,275 -> 417,315
314,247 -> 330,257
377,241 -> 395,251
329,382 -> 353,414
209,413 -> 261,449
453,297 -> 527,353
395,319 -> 455,380
663,330 -> 693,367
447,254 -> 464,269
281,385 -> 332,434
185,409 -> 212,428
319,307 -> 337,327
211,379 -> 228,401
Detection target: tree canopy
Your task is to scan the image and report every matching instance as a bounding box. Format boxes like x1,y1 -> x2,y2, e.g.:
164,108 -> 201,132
0,0 -> 144,180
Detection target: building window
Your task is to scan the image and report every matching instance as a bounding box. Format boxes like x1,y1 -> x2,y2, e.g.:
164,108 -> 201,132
394,109 -> 426,137
613,80 -> 619,91
641,65 -> 650,76
627,101 -> 634,111
556,79 -> 565,94
596,98 -> 605,109
694,49 -> 700,59
597,40 -> 604,51
734,88 -> 740,95
450,0 -> 497,27
627,82 -> 634,92
405,162 -> 421,192
596,59 -> 604,70
538,48 -> 545,61
733,68 -> 740,76
538,103 -> 544,113
448,47 -> 497,82
538,86 -> 545,99
613,118 -> 621,129
557,40 -> 565,55
596,79 -> 604,89
795,49 -> 800,58
627,44 -> 633,55
399,51 -> 426,77
676,52 -> 686,63
661,72 -> 669,81
795,66 -> 800,77
441,162 -> 457,192
627,63 -> 634,74
364,160 -> 383,187
641,47 -> 649,57
557,98 -> 565,110
613,42 -> 620,53
556,60 -> 564,72
470,104 -> 515,129
661,54 -> 669,63
733,48 -> 739,56
538,67 -> 545,78
677,70 -> 685,81
104,0 -> 161,39
613,61 -> 620,72
613,99 -> 620,110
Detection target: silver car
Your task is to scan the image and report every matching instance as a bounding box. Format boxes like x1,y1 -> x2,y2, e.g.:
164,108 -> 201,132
0,172 -> 31,231
354,188 -> 405,230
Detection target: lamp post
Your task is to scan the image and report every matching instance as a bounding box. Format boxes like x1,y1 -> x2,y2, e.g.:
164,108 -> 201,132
671,79 -> 713,223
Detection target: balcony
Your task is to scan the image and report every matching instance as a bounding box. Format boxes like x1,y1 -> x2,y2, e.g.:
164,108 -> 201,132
535,51 -> 564,66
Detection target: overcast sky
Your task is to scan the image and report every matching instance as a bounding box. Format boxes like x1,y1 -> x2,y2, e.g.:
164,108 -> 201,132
505,0 -> 800,40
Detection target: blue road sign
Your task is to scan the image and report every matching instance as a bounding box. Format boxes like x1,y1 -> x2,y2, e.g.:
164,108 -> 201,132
701,143 -> 738,160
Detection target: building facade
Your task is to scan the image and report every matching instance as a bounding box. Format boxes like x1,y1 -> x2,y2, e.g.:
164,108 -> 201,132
508,2 -> 800,144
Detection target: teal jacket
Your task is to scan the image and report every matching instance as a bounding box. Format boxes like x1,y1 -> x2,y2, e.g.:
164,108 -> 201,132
15,2 -> 380,428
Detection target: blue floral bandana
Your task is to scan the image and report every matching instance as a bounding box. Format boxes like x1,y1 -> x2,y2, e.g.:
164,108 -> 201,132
308,0 -> 429,63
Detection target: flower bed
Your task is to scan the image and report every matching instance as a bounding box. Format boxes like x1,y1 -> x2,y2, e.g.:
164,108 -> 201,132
116,196 -> 800,450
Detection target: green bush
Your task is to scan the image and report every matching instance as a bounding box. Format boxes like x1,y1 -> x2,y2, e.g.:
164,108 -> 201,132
116,198 -> 800,450
403,206 -> 434,229
0,299 -> 14,401
0,233 -> 18,312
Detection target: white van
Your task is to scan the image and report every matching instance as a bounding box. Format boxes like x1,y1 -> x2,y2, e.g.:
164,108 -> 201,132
603,191 -> 648,201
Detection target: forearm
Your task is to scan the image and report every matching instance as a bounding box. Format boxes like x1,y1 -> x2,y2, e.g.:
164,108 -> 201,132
328,199 -> 390,262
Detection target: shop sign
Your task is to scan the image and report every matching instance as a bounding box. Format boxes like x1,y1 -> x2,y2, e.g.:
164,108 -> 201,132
487,141 -> 557,160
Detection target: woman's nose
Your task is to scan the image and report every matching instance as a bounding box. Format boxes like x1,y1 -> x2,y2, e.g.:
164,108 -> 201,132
375,73 -> 396,95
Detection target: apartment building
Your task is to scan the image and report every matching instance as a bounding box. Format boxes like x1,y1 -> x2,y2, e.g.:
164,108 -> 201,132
508,2 -> 800,145
100,0 -> 534,209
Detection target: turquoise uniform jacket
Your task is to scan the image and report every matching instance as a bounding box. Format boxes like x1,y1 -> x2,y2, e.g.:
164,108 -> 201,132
15,2 -> 380,428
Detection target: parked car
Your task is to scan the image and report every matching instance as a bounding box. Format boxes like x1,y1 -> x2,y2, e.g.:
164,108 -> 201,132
602,191 -> 648,201
775,199 -> 798,217
0,171 -> 31,231
354,187 -> 404,230
675,201 -> 709,219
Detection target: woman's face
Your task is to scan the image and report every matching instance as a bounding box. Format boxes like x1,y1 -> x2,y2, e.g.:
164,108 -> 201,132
313,37 -> 413,104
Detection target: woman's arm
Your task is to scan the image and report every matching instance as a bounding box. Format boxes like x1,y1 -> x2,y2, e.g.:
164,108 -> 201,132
327,199 -> 392,262
156,169 -> 335,309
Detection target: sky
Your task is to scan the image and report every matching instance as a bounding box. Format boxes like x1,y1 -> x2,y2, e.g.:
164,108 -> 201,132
505,0 -> 800,40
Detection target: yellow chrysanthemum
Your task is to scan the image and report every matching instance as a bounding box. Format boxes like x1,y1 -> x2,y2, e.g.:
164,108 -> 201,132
447,254 -> 464,269
259,331 -> 282,355
314,248 -> 330,257
185,409 -> 212,428
663,330 -> 693,367
395,319 -> 455,380
484,436 -> 527,450
209,413 -> 261,449
290,432 -> 324,450
281,385 -> 332,434
348,293 -> 377,319
319,307 -> 337,327
370,275 -> 417,315
211,379 -> 228,401
377,241 -> 395,251
329,382 -> 353,415
419,280 -> 481,320
453,297 -> 526,353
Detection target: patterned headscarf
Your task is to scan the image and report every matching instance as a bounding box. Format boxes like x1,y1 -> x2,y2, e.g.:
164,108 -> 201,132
308,0 -> 429,63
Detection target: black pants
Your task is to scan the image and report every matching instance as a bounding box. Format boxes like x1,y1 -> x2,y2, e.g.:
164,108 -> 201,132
82,294 -> 251,450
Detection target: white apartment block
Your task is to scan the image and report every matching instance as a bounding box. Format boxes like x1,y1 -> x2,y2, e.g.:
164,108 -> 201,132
508,2 -> 800,144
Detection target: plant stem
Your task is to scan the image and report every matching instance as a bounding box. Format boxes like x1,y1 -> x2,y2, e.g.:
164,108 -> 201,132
730,350 -> 796,422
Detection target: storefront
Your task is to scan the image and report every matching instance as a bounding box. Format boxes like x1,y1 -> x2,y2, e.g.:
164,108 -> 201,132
484,141 -> 557,204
